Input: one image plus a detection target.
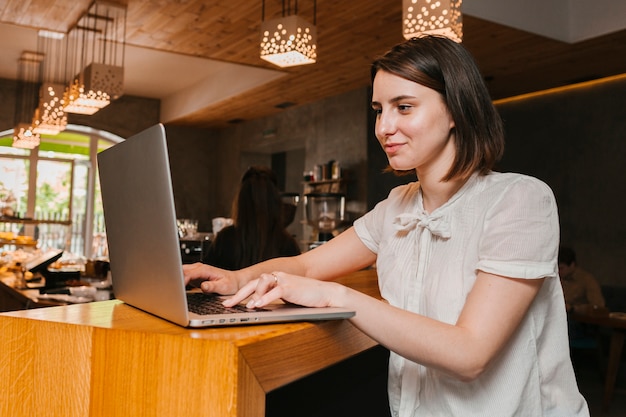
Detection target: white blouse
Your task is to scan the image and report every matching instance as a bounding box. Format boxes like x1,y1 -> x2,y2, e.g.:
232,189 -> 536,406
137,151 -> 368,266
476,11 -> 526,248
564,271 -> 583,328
354,172 -> 589,417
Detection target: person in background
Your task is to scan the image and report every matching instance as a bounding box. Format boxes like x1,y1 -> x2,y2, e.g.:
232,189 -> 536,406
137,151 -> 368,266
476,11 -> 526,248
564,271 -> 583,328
558,244 -> 607,357
185,36 -> 588,416
202,166 -> 300,270
558,246 -> 606,314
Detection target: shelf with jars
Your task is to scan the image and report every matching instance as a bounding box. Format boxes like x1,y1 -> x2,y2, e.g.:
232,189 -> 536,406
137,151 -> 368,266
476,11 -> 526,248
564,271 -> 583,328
302,178 -> 347,195
302,160 -> 347,194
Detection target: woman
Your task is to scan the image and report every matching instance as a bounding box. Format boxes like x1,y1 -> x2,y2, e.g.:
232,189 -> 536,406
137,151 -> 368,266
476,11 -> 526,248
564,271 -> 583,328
184,36 -> 588,416
202,166 -> 300,270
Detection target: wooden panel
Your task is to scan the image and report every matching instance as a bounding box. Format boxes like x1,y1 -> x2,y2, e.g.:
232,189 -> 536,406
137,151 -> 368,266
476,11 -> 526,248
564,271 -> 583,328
89,328 -> 242,417
240,319 -> 377,392
237,351 -> 267,417
240,269 -> 380,392
0,317 -> 93,417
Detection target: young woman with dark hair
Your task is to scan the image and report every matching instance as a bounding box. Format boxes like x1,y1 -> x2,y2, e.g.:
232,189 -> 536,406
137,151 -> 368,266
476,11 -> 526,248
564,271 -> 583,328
185,37 -> 588,416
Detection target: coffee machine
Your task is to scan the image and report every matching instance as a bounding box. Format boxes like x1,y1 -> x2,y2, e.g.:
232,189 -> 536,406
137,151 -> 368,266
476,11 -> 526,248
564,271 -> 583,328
303,192 -> 345,249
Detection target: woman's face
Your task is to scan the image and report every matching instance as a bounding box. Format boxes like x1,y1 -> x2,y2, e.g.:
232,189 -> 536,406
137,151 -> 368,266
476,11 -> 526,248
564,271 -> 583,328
371,70 -> 456,176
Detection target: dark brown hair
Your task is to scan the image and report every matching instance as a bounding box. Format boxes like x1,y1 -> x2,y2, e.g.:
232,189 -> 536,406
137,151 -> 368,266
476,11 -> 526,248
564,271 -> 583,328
229,166 -> 293,267
371,36 -> 505,181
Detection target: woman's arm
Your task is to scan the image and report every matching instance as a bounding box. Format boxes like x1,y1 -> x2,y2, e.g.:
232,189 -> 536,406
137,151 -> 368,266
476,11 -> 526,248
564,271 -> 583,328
343,271 -> 544,380
235,268 -> 544,381
183,227 -> 376,294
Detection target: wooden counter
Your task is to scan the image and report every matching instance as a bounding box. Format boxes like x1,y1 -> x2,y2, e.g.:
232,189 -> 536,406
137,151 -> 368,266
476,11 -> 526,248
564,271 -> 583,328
0,269 -> 380,417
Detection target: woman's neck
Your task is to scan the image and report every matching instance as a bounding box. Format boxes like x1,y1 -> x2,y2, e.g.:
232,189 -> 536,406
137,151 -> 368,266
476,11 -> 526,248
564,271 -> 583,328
419,174 -> 468,213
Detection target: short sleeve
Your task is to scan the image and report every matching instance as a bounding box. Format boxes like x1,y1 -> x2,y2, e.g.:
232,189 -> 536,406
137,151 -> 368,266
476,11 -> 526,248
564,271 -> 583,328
353,198 -> 386,254
354,183 -> 419,255
476,176 -> 559,279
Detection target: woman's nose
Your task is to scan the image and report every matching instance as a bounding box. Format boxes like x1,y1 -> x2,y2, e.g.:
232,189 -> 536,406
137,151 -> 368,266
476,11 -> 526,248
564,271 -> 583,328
375,110 -> 395,138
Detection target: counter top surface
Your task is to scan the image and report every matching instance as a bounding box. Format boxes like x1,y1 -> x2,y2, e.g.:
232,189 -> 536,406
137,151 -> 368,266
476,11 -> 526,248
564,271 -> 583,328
0,268 -> 381,340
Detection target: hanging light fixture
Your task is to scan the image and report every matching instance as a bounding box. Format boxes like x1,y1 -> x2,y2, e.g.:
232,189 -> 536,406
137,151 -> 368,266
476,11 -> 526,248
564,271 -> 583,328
13,51 -> 43,149
32,30 -> 68,135
260,0 -> 317,68
64,0 -> 126,115
402,0 -> 463,43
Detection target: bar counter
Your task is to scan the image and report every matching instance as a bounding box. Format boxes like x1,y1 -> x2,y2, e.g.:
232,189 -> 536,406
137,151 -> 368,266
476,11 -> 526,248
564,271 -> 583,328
0,269 -> 380,417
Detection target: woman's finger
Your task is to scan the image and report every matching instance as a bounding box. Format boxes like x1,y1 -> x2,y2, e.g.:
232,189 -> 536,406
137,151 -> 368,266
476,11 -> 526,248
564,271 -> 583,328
221,279 -> 258,307
245,272 -> 283,308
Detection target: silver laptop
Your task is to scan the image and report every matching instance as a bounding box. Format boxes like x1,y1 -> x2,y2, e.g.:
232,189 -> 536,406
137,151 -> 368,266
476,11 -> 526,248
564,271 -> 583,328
97,123 -> 354,327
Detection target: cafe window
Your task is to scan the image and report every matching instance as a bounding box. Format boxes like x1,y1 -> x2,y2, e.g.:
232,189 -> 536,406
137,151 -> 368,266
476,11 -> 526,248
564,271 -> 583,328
0,125 -> 122,257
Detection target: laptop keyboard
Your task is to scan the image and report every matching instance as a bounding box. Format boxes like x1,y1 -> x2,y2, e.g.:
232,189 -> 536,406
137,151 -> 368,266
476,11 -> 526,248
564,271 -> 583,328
186,292 -> 269,315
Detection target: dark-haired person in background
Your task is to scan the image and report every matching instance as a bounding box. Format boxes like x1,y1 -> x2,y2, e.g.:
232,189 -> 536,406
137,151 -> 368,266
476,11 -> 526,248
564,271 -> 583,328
558,245 -> 606,314
202,166 -> 300,270
559,245 -> 607,348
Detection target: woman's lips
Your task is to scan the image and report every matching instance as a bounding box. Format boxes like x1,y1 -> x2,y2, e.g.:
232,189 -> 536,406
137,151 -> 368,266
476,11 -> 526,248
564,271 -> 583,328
384,142 -> 404,155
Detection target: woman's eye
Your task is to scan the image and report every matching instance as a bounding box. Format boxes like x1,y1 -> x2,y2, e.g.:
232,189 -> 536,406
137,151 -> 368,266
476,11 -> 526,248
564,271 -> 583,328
398,104 -> 412,112
372,108 -> 382,116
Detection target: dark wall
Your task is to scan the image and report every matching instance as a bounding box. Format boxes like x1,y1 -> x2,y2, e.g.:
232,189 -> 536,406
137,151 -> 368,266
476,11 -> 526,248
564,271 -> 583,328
496,77 -> 626,287
0,78 -> 17,127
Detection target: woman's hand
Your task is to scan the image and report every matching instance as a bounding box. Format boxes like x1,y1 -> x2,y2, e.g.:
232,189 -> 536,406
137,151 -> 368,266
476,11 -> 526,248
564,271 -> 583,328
223,271 -> 347,310
182,262 -> 239,295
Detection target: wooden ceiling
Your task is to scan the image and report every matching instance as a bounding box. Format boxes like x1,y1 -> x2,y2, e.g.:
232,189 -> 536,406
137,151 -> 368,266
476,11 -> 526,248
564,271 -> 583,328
2,0 -> 626,129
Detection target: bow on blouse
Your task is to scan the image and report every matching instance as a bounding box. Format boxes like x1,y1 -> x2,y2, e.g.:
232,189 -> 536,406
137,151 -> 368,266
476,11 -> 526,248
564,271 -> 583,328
393,212 -> 451,239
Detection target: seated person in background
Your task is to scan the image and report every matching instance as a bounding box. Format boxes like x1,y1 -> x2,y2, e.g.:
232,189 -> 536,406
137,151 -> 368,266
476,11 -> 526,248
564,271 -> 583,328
558,246 -> 606,314
202,166 -> 300,270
